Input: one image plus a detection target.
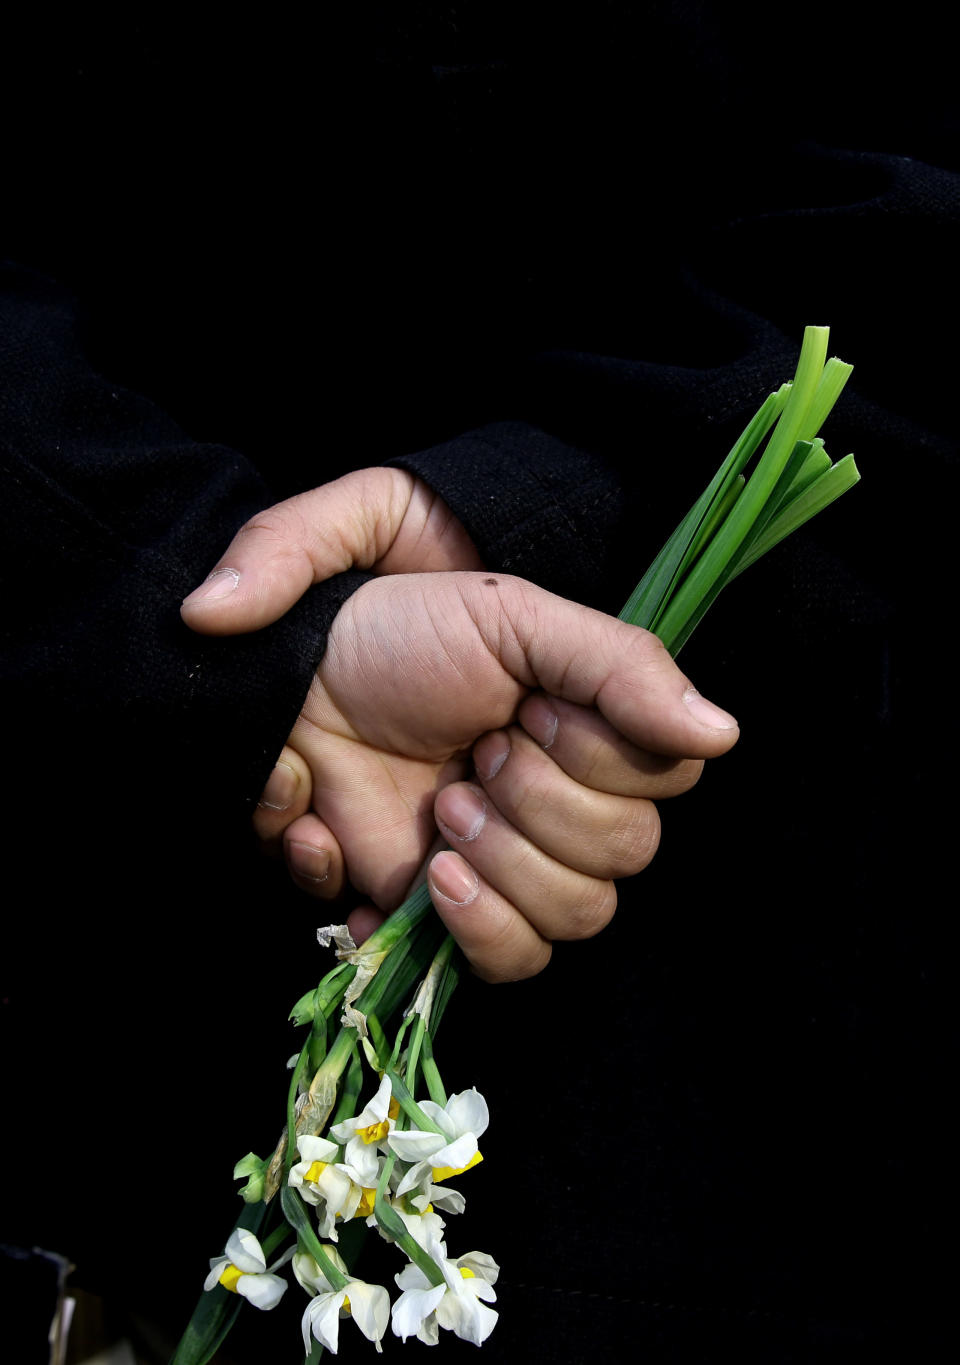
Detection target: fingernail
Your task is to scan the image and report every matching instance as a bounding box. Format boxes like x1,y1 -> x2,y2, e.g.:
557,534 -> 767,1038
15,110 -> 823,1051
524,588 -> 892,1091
258,760 -> 299,812
288,842 -> 330,883
431,850 -> 479,905
474,731 -> 510,781
182,567 -> 240,605
436,784 -> 486,842
520,694 -> 558,748
682,686 -> 738,730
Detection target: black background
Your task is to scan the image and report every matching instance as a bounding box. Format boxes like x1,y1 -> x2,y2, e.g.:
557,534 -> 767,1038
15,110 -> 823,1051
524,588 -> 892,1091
2,5 -> 954,1360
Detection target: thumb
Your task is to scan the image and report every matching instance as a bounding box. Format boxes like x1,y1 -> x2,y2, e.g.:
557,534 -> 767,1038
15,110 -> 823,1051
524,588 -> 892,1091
180,468 -> 416,635
468,574 -> 741,759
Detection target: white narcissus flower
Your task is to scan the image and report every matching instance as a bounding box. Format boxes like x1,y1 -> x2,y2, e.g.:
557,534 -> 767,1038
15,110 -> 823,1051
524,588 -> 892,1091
328,1074 -> 398,1182
389,1088 -> 489,1197
203,1228 -> 291,1310
391,1236 -> 499,1346
295,1248 -> 390,1355
288,1133 -> 379,1241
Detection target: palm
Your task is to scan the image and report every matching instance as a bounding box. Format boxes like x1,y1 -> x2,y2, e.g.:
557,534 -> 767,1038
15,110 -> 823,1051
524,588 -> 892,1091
289,574 -> 531,908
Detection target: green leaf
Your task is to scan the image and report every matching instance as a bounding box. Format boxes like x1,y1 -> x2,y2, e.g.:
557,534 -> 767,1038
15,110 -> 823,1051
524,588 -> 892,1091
620,384 -> 788,630
653,325 -> 831,651
731,454 -> 861,577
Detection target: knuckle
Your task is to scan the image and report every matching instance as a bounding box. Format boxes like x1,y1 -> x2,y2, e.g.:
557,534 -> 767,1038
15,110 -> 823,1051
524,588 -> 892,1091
600,800 -> 661,873
664,756 -> 705,796
474,939 -> 553,984
560,878 -> 618,941
236,507 -> 310,564
461,908 -> 553,983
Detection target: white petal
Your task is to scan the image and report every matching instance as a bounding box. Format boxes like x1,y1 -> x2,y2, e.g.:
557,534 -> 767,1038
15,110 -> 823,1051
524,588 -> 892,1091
203,1257 -> 229,1291
391,1284 -> 447,1341
303,1291 -> 348,1353
417,1313 -> 440,1346
457,1250 -> 500,1286
339,1142 -> 380,1188
314,1164 -> 354,1214
288,1165 -> 322,1206
328,1115 -> 356,1145
371,1073 -> 393,1118
388,1129 -> 446,1162
426,1186 -> 466,1215
346,1280 -> 391,1346
435,1286 -> 499,1344
445,1089 -> 489,1140
236,1271 -> 288,1310
430,1133 -> 477,1172
317,1201 -> 339,1241
393,1208 -> 446,1248
396,1159 -> 433,1197
296,1134 -> 339,1163
293,1252 -> 332,1295
224,1228 -> 266,1275
417,1098 -> 457,1140
394,1260 -> 432,1292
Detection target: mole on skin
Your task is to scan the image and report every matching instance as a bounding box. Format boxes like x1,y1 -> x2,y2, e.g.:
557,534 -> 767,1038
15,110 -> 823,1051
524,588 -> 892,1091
483,578 -> 498,587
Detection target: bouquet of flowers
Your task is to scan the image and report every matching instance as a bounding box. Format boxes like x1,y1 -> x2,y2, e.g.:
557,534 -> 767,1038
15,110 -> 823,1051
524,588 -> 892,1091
172,325 -> 859,1361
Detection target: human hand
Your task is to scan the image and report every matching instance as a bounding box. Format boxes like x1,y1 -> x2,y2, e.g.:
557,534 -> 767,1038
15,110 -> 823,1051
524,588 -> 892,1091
181,464 -> 483,875
182,471 -> 739,981
283,571 -> 736,979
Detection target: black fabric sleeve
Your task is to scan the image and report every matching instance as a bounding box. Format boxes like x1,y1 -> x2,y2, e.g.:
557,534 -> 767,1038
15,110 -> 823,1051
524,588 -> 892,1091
392,419 -> 626,611
0,262 -> 369,822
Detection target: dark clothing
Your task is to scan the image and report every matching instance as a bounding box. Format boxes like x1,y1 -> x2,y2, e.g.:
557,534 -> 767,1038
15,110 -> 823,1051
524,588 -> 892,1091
1,7 -> 954,1360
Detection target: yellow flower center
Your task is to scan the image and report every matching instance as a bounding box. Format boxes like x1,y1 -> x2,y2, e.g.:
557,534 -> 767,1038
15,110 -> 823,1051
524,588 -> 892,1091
460,1267 -> 476,1280
354,1187 -> 377,1218
303,1160 -> 328,1183
432,1150 -> 484,1183
343,1294 -> 352,1314
358,1118 -> 390,1144
218,1263 -> 244,1293
388,1096 -> 400,1120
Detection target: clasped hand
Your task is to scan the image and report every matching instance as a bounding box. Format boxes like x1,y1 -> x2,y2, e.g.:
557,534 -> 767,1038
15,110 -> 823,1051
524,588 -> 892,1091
182,470 -> 738,980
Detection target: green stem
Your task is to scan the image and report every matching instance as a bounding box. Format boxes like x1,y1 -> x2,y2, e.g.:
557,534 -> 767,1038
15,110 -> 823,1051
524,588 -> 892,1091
405,1013 -> 426,1100
373,1154 -> 446,1288
358,882 -> 435,957
285,1040 -> 312,1176
260,1223 -> 292,1260
385,1065 -> 446,1135
280,1186 -> 350,1292
419,1029 -> 447,1107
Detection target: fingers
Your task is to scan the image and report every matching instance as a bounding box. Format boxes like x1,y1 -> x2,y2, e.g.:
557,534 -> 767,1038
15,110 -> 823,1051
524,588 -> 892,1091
346,904 -> 389,945
428,849 -> 554,983
470,726 -> 662,880
181,468 -> 417,635
461,573 -> 741,760
426,690 -> 706,982
281,812 -> 348,899
515,693 -> 705,798
429,774 -> 637,982
253,749 -> 349,898
252,746 -> 314,848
